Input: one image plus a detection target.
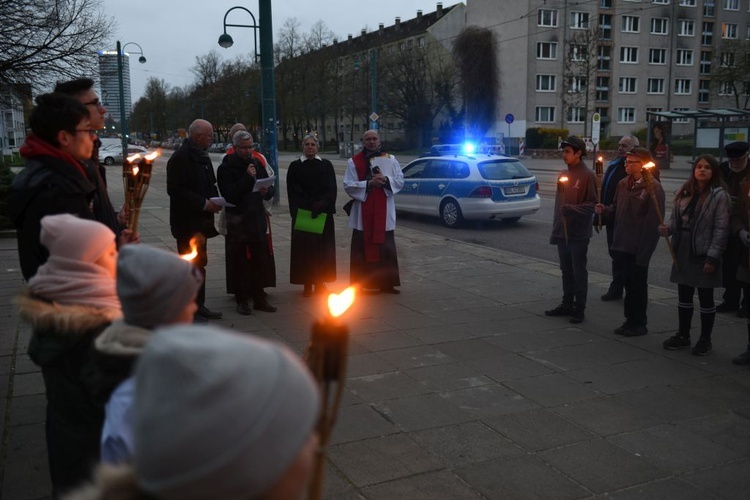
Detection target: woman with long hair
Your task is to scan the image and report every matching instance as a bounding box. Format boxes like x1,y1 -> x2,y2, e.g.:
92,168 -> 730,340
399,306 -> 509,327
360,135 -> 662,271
658,154 -> 731,355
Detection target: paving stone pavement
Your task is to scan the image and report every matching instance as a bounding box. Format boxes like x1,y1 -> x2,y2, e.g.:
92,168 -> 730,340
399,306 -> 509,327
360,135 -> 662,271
1,152 -> 749,500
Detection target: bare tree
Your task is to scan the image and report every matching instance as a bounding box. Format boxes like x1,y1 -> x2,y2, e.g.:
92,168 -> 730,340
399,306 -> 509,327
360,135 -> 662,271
276,17 -> 305,62
452,27 -> 498,141
710,39 -> 750,109
305,21 -> 335,52
0,0 -> 114,97
560,27 -> 599,137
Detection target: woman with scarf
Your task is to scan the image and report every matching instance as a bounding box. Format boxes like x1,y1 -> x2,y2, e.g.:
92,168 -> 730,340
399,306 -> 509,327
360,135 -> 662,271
286,134 -> 337,297
659,155 -> 730,355
16,214 -> 121,498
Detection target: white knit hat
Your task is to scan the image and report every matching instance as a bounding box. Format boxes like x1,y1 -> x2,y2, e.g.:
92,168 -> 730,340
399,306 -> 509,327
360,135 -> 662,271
116,245 -> 202,328
39,213 -> 114,263
133,325 -> 320,500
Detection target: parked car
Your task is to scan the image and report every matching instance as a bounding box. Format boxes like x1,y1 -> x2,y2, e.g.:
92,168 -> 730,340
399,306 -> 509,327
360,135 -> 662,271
99,145 -> 149,165
395,154 -> 541,228
420,144 -> 466,157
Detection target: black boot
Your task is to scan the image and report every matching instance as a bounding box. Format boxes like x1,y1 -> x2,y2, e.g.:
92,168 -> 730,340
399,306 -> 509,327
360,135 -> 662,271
545,300 -> 573,316
569,305 -> 585,323
663,302 -> 693,349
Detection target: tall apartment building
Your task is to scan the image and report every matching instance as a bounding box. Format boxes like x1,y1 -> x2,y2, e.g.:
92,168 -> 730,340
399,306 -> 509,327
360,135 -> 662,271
98,50 -> 132,125
0,84 -> 30,155
468,0 -> 750,140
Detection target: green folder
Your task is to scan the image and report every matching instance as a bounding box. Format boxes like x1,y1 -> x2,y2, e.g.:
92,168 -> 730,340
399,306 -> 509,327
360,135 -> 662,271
294,208 -> 327,234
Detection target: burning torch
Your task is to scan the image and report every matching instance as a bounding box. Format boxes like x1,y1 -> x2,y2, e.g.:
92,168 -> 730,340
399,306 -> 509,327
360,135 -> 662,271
558,175 -> 569,244
122,150 -> 160,232
306,286 -> 355,500
595,156 -> 604,230
642,162 -> 679,271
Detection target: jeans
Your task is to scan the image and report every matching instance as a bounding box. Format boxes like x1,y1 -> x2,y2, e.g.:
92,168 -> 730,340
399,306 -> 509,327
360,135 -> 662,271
557,238 -> 590,308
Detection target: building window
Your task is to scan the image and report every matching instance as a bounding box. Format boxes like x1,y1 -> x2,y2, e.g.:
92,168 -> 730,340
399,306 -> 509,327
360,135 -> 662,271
622,15 -> 640,33
596,76 -> 610,101
620,46 -> 639,63
418,37 -> 425,47
720,51 -> 735,67
700,51 -> 712,74
674,107 -> 690,122
598,45 -> 611,70
651,18 -> 669,35
595,107 -> 610,121
538,9 -> 558,27
568,76 -> 587,93
570,11 -> 589,29
649,48 -> 667,64
723,23 -> 738,38
618,107 -> 636,123
679,0 -> 696,5
699,80 -> 711,103
537,42 -> 558,59
675,79 -> 692,94
704,0 -> 716,16
536,74 -> 557,91
567,107 -> 586,123
679,19 -> 696,36
703,22 -> 714,45
747,24 -> 750,39
619,77 -> 637,93
535,106 -> 556,122
601,0 -> 612,8
676,49 -> 694,65
724,0 -> 739,11
652,0 -> 669,4
647,78 -> 665,94
646,107 -> 664,115
570,44 -> 586,61
600,14 -> 612,39
719,81 -> 735,95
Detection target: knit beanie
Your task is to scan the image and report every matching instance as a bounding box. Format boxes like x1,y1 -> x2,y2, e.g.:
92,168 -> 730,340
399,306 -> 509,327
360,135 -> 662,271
133,325 -> 320,500
40,214 -> 114,263
116,245 -> 202,329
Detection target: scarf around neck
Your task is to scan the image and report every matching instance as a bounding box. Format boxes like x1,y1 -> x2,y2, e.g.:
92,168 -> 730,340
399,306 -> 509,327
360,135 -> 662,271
28,256 -> 122,311
20,134 -> 88,178
353,150 -> 387,262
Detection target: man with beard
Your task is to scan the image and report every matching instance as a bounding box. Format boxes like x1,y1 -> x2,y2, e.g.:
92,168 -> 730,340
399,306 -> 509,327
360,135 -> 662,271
343,129 -> 404,293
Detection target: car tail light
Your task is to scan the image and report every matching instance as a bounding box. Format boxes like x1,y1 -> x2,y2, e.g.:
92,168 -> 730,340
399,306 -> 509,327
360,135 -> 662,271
469,186 -> 492,198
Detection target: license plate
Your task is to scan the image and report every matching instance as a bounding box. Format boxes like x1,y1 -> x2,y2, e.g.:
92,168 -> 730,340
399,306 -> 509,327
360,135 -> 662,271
504,186 -> 526,195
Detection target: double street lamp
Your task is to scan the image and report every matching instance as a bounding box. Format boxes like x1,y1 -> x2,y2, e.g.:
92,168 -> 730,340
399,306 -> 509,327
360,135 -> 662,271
218,2 -> 279,204
116,41 -> 147,159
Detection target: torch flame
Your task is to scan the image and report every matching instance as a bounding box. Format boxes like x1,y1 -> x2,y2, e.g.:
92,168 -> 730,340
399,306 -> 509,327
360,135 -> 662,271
642,161 -> 656,170
559,176 -> 569,183
127,153 -> 141,163
145,151 -> 160,161
328,286 -> 356,318
597,156 -> 603,162
131,165 -> 139,176
179,237 -> 199,261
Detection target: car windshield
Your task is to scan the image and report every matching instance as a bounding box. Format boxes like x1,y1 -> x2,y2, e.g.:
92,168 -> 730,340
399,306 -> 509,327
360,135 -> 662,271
477,159 -> 533,180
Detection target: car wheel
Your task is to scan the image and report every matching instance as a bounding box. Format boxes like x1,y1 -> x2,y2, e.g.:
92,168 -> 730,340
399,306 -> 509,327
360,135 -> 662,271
501,217 -> 521,223
104,157 -> 115,165
440,198 -> 464,228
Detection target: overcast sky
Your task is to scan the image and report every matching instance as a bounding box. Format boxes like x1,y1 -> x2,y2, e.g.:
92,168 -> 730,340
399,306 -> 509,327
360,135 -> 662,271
100,0 -> 452,101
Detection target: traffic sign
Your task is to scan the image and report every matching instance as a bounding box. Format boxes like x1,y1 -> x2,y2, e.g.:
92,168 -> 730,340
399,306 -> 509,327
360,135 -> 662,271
591,113 -> 601,146
505,113 -> 514,124
369,112 -> 379,122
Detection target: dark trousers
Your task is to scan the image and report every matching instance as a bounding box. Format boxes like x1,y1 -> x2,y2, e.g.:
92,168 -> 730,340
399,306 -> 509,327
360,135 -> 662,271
557,239 -> 589,308
605,223 -> 624,293
176,234 -> 208,308
722,235 -> 749,307
616,252 -> 649,327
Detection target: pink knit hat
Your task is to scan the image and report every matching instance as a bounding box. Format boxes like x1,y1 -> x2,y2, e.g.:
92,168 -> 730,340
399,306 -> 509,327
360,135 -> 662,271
39,214 -> 115,263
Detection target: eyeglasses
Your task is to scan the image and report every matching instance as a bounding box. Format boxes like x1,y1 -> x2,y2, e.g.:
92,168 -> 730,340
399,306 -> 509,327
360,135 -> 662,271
625,160 -> 643,165
75,129 -> 98,138
83,98 -> 105,109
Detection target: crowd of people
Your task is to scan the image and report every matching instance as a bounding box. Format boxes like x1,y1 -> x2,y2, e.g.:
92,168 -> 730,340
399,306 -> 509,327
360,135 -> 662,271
8,80 -> 750,498
7,82 -> 404,498
549,134 -> 750,364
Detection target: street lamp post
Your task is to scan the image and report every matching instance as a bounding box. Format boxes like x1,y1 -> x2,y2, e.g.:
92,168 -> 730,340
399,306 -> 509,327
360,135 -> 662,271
116,41 -> 146,159
218,2 -> 279,204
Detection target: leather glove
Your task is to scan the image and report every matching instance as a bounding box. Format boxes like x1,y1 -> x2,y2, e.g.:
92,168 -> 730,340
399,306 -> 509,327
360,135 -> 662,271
740,229 -> 750,247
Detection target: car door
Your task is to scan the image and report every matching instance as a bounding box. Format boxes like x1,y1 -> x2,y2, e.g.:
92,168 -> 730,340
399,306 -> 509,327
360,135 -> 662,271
419,159 -> 453,214
397,160 -> 428,213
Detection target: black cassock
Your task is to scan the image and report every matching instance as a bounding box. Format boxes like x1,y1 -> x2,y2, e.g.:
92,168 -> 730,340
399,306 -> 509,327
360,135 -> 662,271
286,156 -> 337,285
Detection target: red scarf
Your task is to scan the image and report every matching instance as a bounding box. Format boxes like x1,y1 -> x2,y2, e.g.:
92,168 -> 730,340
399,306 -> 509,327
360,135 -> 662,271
19,134 -> 88,178
353,151 -> 387,262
